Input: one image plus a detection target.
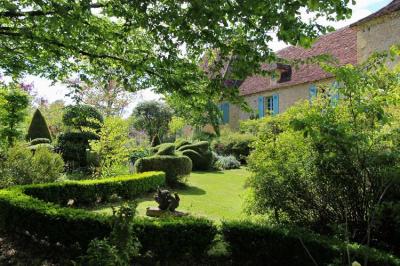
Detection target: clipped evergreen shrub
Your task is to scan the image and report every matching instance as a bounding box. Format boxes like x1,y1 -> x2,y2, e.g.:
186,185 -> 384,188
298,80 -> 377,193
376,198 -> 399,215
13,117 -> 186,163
156,143 -> 176,156
57,131 -> 99,169
28,143 -> 54,152
30,138 -> 51,145
134,217 -> 217,260
134,155 -> 192,185
177,141 -> 213,171
221,221 -> 400,266
175,139 -> 191,149
0,172 -> 165,248
63,105 -> 104,131
27,109 -> 52,141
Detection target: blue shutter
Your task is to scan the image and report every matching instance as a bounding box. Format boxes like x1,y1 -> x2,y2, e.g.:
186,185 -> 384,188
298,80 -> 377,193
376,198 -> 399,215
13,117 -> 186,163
330,81 -> 340,106
223,103 -> 230,124
272,94 -> 279,115
258,96 -> 265,118
309,85 -> 317,101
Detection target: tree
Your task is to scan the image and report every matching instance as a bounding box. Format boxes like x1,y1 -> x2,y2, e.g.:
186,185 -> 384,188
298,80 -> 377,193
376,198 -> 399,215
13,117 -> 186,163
27,109 -> 52,141
65,79 -> 136,117
247,47 -> 400,251
90,117 -> 134,177
131,101 -> 172,142
0,1 -> 352,103
63,104 -> 104,132
0,82 -> 29,147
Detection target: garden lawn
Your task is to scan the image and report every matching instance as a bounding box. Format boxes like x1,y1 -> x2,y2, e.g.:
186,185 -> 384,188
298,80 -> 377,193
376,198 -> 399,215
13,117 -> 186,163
91,168 -> 249,221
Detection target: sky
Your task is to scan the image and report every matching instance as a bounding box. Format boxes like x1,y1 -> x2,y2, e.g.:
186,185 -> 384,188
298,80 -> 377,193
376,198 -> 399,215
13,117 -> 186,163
24,0 -> 392,112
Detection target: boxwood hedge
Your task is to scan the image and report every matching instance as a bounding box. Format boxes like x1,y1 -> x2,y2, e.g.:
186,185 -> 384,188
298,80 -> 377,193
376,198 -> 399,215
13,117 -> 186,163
221,220 -> 400,266
0,171 -> 218,259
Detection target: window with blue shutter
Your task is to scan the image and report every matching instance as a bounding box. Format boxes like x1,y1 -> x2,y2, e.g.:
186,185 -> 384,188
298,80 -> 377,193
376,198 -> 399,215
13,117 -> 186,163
258,96 -> 265,118
272,94 -> 279,115
309,85 -> 317,102
219,102 -> 230,124
330,81 -> 340,106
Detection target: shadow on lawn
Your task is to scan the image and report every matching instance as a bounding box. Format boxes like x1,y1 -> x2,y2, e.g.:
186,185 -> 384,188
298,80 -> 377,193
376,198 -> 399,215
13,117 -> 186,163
177,185 -> 206,195
192,170 -> 224,175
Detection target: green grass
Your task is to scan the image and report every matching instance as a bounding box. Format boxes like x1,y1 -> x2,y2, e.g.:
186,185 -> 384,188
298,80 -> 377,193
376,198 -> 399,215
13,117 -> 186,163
90,168 -> 249,221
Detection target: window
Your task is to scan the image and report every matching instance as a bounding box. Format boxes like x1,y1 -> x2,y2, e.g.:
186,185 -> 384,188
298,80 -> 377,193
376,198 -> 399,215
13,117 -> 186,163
265,96 -> 273,114
277,64 -> 292,83
258,94 -> 279,118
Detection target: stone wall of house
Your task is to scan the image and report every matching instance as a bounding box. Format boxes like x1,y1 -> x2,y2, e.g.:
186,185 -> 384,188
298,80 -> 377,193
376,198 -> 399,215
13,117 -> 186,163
227,78 -> 334,129
356,11 -> 400,64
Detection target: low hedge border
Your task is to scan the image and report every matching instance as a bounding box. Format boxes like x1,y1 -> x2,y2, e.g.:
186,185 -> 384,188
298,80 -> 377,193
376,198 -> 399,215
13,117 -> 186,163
221,220 -> 400,266
0,172 -> 217,259
0,172 -> 165,248
23,172 -> 166,206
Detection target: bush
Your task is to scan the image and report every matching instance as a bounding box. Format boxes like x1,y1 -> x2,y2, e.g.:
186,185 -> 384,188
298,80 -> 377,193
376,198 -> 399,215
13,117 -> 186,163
0,170 -> 217,260
24,172 -> 165,206
28,143 -> 54,152
57,131 -> 99,169
134,155 -> 192,185
212,131 -> 255,163
134,217 -> 217,260
214,154 -> 241,170
30,138 -> 51,145
221,221 -> 400,266
177,141 -> 213,171
156,143 -> 176,156
27,109 -> 52,141
246,58 -> 400,250
175,139 -> 191,149
0,172 -> 165,248
0,144 -> 64,187
63,105 -> 104,131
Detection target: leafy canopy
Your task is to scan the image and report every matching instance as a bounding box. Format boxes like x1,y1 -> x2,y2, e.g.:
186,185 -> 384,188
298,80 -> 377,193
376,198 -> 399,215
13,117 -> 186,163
0,1 -> 352,101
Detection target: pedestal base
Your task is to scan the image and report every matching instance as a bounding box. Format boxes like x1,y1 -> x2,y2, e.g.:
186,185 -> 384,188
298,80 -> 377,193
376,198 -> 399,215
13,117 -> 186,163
146,207 -> 188,217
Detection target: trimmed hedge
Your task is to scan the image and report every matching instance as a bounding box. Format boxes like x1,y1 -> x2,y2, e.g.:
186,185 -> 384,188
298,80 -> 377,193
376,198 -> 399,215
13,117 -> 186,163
156,143 -> 176,156
0,172 -> 165,248
134,155 -> 192,185
24,172 -> 166,206
221,221 -> 400,266
57,131 -> 99,168
0,171 -> 218,258
134,217 -> 217,260
177,141 -> 213,171
30,138 -> 51,145
212,133 -> 255,163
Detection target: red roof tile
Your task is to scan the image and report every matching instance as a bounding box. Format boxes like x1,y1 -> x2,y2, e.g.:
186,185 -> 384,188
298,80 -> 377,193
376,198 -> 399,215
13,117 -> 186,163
240,27 -> 357,96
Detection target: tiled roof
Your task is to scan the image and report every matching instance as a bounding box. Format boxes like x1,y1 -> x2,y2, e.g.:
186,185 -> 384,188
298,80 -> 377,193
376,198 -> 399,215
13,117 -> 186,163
240,27 -> 357,96
351,0 -> 400,27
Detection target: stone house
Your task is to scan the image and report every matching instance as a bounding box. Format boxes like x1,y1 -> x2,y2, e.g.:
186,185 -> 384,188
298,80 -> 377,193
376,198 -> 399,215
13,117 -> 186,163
221,0 -> 400,129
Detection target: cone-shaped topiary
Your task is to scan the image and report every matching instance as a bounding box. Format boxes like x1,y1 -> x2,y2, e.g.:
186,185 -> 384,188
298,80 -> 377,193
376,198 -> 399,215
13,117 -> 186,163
27,109 -> 52,142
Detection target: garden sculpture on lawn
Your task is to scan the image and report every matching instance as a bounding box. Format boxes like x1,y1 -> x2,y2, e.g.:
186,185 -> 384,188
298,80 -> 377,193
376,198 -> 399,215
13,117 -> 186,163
146,187 -> 187,217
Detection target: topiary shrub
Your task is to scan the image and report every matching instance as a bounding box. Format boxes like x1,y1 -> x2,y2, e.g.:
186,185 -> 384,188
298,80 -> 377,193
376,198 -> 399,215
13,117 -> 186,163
63,105 -> 104,132
134,155 -> 192,185
177,141 -> 213,171
30,138 -> 51,145
156,143 -> 176,156
28,143 -> 54,152
175,139 -> 191,149
27,109 -> 52,141
57,131 -> 99,169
